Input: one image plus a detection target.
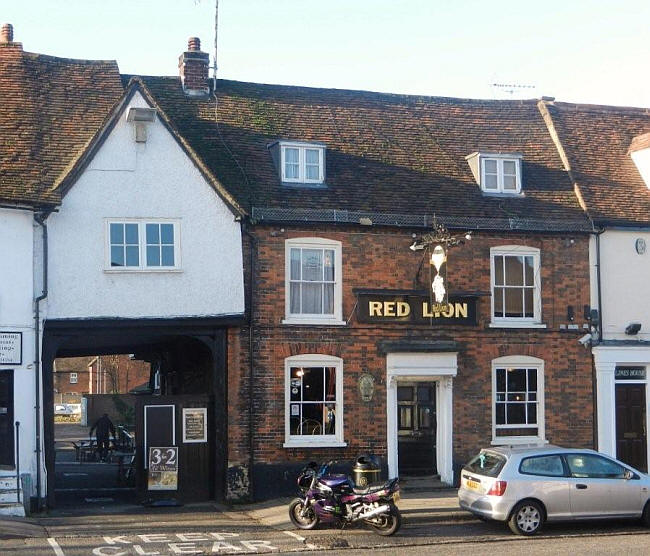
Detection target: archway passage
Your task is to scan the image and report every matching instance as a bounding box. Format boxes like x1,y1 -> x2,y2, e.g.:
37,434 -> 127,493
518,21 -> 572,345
42,317 -> 232,509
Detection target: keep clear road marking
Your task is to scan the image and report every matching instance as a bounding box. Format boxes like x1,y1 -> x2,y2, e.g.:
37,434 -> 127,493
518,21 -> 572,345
47,537 -> 66,556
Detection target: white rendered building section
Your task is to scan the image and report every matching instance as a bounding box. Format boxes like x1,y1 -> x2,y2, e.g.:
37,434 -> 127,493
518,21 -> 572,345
597,230 -> 650,341
0,208 -> 37,510
46,92 -> 245,319
386,351 -> 457,484
631,148 -> 650,190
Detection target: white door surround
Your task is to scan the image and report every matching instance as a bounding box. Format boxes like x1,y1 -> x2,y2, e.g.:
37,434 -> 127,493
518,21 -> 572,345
386,351 -> 457,484
593,345 -> 650,467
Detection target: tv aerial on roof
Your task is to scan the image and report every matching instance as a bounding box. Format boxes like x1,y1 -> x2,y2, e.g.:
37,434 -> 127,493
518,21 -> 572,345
490,82 -> 537,99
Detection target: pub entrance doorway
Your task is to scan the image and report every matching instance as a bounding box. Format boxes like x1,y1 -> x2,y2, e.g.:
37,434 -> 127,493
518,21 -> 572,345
397,382 -> 437,475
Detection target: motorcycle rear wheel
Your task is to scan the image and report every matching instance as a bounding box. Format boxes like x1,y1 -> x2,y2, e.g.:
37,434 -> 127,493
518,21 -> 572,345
288,498 -> 319,530
368,503 -> 401,536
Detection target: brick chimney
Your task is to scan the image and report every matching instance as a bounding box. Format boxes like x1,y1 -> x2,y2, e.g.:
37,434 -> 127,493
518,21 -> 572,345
178,37 -> 210,97
0,23 -> 23,51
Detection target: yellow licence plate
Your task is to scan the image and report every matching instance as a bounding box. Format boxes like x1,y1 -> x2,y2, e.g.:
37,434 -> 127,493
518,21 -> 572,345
466,479 -> 480,491
393,491 -> 401,503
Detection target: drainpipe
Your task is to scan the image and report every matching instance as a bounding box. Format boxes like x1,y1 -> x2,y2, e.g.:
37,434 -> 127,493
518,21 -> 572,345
592,229 -> 605,451
33,212 -> 48,509
241,222 -> 256,501
595,230 -> 604,342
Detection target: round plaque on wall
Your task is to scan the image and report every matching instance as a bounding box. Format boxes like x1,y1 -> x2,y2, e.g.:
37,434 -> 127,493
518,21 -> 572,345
636,238 -> 646,255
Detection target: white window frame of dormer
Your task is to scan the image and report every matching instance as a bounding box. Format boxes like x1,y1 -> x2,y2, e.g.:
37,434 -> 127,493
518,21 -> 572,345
490,246 -> 543,328
284,354 -> 346,448
283,237 -> 345,326
69,372 -> 78,384
480,156 -> 522,194
280,142 -> 325,184
104,218 -> 182,272
491,355 -> 546,445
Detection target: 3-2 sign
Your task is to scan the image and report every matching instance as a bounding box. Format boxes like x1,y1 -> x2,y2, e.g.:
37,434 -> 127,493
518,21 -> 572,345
149,446 -> 178,471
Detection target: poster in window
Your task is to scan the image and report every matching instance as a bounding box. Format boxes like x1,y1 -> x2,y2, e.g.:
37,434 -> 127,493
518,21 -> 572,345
291,404 -> 300,416
147,446 -> 178,491
182,407 -> 207,443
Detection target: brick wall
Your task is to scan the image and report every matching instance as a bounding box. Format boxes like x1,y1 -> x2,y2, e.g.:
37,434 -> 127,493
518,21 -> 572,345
229,224 -> 594,499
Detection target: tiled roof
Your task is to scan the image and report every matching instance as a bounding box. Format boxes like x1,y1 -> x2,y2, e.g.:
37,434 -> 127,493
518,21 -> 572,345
137,76 -> 591,231
0,44 -> 123,206
546,101 -> 650,226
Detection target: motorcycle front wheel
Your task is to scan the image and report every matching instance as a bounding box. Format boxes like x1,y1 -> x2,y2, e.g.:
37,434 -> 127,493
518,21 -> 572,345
288,498 -> 319,530
368,503 -> 401,536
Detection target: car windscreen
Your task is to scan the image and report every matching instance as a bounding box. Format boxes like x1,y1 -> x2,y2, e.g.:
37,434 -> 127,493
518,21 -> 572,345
465,451 -> 507,478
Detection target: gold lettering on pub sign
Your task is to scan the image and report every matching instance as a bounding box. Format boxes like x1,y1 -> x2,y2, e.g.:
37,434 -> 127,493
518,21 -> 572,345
369,301 -> 411,317
422,302 -> 468,318
367,300 -> 468,319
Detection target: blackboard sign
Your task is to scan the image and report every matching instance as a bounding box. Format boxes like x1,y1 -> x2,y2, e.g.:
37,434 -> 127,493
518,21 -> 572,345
182,407 -> 207,443
615,367 -> 646,380
356,290 -> 478,326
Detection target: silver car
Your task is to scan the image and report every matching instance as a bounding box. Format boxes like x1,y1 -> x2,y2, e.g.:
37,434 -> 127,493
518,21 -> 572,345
458,444 -> 650,535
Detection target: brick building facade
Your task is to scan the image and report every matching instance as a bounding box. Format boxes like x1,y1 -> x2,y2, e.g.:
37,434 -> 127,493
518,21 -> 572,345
229,226 -> 594,497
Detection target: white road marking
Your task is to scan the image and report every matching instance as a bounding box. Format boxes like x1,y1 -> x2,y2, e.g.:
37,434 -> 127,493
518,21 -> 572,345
282,531 -> 305,542
47,537 -> 65,556
282,530 -> 318,550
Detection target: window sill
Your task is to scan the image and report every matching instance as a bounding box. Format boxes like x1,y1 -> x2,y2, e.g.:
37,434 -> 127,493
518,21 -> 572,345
489,322 -> 546,329
282,318 -> 347,326
491,436 -> 547,446
283,440 -> 348,449
104,268 -> 183,273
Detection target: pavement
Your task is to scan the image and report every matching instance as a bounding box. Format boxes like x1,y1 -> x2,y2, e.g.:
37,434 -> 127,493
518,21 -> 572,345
0,487 -> 464,540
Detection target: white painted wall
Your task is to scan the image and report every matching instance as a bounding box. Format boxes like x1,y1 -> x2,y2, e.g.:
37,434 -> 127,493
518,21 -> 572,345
0,207 -> 37,497
631,148 -> 650,190
597,230 -> 650,341
46,92 -> 245,319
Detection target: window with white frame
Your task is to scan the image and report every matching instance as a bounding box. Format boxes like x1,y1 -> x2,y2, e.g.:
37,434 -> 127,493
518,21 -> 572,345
284,238 -> 344,325
481,156 -> 521,194
490,246 -> 541,324
69,372 -> 78,384
284,354 -> 345,447
281,142 -> 325,184
492,356 -> 545,444
107,220 -> 180,270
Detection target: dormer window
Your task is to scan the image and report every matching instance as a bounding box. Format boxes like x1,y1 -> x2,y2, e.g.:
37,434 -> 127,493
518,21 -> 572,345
466,152 -> 523,194
271,141 -> 325,185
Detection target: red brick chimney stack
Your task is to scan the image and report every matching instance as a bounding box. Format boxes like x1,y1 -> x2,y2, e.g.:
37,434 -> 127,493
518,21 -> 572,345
1,23 -> 13,42
178,36 -> 210,97
0,23 -> 23,53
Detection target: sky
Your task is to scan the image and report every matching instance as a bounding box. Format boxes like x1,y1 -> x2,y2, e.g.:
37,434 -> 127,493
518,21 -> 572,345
3,0 -> 650,107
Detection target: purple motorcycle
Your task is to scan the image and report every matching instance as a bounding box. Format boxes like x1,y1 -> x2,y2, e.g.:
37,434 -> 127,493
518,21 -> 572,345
288,460 -> 401,536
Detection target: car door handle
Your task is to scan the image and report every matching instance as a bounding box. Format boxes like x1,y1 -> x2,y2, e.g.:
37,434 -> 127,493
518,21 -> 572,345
576,484 -> 588,490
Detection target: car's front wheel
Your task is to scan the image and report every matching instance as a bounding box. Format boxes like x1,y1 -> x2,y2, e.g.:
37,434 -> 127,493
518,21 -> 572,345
642,501 -> 650,527
508,500 -> 544,535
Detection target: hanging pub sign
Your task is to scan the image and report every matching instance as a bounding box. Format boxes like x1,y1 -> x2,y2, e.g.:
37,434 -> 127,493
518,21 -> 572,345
355,290 -> 478,325
615,367 -> 647,380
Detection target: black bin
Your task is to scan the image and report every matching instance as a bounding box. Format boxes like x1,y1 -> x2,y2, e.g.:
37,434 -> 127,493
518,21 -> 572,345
352,455 -> 380,488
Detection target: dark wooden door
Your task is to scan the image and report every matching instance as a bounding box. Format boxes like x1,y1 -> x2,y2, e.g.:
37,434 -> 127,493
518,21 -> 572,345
0,370 -> 14,467
136,395 -> 214,502
616,383 -> 647,472
397,383 -> 436,475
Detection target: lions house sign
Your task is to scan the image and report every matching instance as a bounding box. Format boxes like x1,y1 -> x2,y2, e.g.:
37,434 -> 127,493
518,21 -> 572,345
355,290 -> 478,325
